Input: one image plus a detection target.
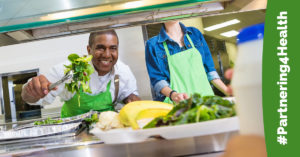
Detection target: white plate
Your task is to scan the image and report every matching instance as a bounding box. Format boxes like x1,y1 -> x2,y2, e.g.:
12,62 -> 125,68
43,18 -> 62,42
90,117 -> 239,144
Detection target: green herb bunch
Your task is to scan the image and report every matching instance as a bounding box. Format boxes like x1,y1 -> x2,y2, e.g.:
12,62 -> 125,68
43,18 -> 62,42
64,53 -> 94,106
143,93 -> 236,129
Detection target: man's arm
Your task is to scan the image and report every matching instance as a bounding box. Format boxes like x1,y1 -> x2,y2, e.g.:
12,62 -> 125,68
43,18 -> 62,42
123,94 -> 141,104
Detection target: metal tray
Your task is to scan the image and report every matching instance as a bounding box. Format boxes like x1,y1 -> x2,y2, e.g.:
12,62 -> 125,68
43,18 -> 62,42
12,110 -> 96,131
90,116 -> 239,144
0,122 -> 83,142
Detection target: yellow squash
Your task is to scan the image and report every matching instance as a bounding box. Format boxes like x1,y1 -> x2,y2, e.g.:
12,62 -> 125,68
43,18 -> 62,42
119,101 -> 173,129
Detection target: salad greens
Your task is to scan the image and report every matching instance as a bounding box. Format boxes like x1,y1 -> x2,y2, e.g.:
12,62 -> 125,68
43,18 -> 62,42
34,118 -> 63,125
84,113 -> 99,124
143,93 -> 236,129
64,53 -> 94,107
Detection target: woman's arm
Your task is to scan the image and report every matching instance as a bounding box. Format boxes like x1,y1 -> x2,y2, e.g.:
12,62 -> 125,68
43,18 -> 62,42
145,40 -> 170,99
211,78 -> 231,96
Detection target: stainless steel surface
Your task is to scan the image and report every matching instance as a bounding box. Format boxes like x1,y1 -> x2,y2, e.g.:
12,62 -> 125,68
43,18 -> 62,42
0,130 -> 238,157
0,129 -> 102,156
189,152 -> 223,157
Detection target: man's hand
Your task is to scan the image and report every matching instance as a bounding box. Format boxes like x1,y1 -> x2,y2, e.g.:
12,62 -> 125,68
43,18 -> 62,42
123,94 -> 141,104
171,92 -> 189,103
21,75 -> 53,103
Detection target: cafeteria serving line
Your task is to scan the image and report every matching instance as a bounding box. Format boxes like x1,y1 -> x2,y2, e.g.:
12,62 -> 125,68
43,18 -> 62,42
0,0 -> 267,156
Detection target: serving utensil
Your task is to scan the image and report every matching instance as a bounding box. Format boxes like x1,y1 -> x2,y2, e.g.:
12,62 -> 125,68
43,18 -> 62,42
49,71 -> 74,90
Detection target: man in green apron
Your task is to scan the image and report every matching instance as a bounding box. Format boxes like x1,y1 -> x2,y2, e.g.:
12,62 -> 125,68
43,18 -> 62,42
22,30 -> 140,117
145,21 -> 230,104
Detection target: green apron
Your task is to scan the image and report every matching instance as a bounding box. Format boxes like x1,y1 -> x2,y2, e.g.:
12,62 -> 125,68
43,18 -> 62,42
163,34 -> 214,103
61,81 -> 114,118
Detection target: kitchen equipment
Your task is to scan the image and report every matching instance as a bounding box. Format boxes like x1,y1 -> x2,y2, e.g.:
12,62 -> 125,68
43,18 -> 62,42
49,71 -> 73,90
232,23 -> 264,136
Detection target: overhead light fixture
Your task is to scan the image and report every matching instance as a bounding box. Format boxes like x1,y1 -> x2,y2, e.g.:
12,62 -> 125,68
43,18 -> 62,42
220,30 -> 239,38
123,1 -> 143,9
204,19 -> 240,31
6,31 -> 34,41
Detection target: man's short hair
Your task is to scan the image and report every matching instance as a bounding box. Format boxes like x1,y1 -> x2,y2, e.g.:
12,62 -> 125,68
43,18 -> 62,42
88,30 -> 119,47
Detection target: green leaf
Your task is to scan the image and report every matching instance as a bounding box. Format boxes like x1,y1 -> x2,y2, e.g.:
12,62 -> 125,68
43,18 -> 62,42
86,64 -> 94,75
68,53 -> 80,62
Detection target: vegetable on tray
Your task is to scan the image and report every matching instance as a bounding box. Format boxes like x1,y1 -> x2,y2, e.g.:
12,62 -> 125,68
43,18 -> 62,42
84,113 -> 99,124
143,93 -> 236,129
34,118 -> 63,125
34,112 -> 98,126
64,53 -> 94,107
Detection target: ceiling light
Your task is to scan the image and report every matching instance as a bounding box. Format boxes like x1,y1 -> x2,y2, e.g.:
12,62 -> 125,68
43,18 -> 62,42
204,19 -> 240,31
6,31 -> 34,41
123,1 -> 143,9
220,30 -> 239,38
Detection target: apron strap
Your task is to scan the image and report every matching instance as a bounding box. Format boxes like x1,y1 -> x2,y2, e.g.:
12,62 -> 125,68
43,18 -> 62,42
112,75 -> 119,104
163,34 -> 195,58
106,80 -> 111,92
163,41 -> 171,58
186,34 -> 195,48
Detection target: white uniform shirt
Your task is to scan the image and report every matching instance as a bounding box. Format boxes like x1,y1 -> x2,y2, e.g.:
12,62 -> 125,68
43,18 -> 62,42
30,60 -> 138,108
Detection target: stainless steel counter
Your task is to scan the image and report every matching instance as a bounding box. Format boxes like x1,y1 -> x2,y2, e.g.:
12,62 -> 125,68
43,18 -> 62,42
0,129 -> 238,157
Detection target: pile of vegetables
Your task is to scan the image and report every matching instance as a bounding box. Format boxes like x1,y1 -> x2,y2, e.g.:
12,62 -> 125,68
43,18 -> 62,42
64,53 -> 94,106
34,118 -> 63,125
143,93 -> 236,129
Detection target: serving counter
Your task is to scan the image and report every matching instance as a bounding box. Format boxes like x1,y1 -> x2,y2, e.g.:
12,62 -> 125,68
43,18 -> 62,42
0,128 -> 238,157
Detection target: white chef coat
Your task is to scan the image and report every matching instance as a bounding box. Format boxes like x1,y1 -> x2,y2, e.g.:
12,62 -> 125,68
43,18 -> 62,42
29,60 -> 139,107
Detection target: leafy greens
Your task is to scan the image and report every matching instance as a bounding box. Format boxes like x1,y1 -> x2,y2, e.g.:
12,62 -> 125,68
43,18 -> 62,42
64,53 -> 94,106
34,118 -> 63,125
143,93 -> 236,129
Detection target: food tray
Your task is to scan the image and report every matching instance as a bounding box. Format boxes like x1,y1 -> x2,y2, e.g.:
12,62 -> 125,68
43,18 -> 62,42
12,110 -> 96,131
0,122 -> 82,141
90,116 -> 239,144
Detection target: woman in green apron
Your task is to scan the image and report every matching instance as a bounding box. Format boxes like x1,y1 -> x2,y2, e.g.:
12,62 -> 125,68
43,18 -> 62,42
145,21 -> 229,104
22,30 -> 140,118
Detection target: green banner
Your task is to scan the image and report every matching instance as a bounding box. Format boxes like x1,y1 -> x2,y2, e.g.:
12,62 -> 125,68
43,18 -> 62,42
263,1 -> 300,156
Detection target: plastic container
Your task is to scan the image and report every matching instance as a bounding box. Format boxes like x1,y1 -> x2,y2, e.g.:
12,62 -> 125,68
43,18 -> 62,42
232,23 -> 265,136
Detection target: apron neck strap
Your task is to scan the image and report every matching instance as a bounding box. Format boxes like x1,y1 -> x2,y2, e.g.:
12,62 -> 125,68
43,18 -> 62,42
163,41 -> 171,57
186,33 -> 195,48
163,33 -> 195,57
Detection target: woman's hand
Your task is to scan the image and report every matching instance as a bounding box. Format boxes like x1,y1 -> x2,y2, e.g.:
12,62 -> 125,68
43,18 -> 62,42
224,69 -> 234,95
171,92 -> 189,103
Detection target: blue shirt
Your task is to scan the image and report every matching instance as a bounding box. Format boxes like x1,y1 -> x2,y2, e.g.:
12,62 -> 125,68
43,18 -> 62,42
145,23 -> 220,101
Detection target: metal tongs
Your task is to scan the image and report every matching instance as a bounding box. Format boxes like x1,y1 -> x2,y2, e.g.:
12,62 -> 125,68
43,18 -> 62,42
49,71 -> 74,90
